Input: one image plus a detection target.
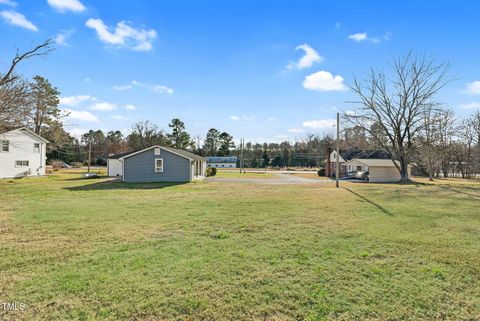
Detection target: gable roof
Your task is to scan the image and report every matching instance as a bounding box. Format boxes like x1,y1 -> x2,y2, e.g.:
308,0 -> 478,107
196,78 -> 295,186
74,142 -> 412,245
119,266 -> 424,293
119,145 -> 205,161
1,127 -> 49,143
107,150 -> 139,159
337,149 -> 391,161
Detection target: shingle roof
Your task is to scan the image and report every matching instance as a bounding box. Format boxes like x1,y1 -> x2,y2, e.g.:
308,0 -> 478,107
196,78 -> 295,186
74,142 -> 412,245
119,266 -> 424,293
161,146 -> 206,161
107,150 -> 139,159
339,149 -> 391,161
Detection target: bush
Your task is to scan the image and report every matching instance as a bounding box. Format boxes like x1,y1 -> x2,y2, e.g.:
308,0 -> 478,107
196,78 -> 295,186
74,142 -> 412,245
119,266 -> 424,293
51,160 -> 63,171
317,168 -> 325,176
205,167 -> 217,177
71,162 -> 83,168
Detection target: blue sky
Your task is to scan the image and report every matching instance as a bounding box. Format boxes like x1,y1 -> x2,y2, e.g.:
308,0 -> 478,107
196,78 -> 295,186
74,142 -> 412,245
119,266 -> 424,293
1,0 -> 479,142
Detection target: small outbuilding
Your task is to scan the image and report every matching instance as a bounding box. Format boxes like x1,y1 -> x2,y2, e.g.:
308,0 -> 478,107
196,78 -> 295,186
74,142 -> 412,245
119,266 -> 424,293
111,145 -> 206,183
206,156 -> 238,168
346,158 -> 412,183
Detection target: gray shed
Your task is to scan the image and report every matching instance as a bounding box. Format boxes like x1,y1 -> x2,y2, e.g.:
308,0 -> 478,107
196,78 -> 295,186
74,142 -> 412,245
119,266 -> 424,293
119,145 -> 206,183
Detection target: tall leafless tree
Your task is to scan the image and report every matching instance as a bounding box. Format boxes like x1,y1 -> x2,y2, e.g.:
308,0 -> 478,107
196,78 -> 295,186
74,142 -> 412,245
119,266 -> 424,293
347,53 -> 451,181
0,39 -> 55,131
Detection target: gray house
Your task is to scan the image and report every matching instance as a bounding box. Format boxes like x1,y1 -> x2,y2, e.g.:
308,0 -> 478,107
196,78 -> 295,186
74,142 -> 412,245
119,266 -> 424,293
117,145 -> 206,183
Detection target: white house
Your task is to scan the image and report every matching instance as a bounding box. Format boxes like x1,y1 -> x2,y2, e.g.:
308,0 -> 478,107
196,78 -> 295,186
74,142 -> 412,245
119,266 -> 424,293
0,127 -> 48,179
345,158 -> 412,183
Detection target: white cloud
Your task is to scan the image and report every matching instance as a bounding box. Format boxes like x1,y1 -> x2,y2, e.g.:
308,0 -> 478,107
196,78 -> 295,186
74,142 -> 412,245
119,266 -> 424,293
114,81 -> 173,94
302,119 -> 336,129
86,18 -> 157,51
303,71 -> 347,92
460,102 -> 480,109
348,32 -> 390,44
64,109 -> 99,122
288,128 -> 304,133
463,81 -> 480,95
0,10 -> 37,31
348,32 -> 367,42
267,116 -> 277,122
83,77 -> 91,83
47,0 -> 85,13
125,104 -> 136,110
111,115 -> 125,120
153,85 -> 174,94
0,0 -> 17,7
90,102 -> 117,111
59,95 -> 96,106
230,115 -> 254,121
286,43 -> 323,70
55,29 -> 74,46
113,84 -> 134,90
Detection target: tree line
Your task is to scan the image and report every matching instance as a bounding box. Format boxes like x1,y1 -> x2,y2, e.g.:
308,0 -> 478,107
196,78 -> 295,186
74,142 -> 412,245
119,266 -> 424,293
1,41 -> 480,179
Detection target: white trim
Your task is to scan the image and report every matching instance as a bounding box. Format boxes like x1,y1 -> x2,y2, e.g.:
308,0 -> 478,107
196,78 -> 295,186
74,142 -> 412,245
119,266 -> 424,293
155,158 -> 164,172
122,159 -> 125,182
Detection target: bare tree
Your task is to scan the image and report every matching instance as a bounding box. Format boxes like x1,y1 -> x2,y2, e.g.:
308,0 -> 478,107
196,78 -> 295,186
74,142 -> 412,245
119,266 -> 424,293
347,53 -> 451,181
0,39 -> 55,131
437,110 -> 457,177
0,39 -> 54,87
0,77 -> 31,131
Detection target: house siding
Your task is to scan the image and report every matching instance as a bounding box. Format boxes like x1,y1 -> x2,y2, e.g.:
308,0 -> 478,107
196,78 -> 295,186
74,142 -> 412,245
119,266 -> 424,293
0,129 -> 47,179
123,148 -> 191,182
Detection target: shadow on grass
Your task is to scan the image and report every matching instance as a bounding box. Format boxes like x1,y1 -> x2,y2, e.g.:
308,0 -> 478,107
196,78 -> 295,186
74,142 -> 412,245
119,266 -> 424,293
64,179 -> 187,191
436,185 -> 480,199
344,188 -> 393,216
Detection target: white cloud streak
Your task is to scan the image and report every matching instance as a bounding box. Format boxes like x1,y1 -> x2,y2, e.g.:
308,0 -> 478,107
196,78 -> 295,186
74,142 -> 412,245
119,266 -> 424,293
302,119 -> 337,129
463,81 -> 480,95
86,18 -> 157,51
0,10 -> 37,31
64,109 -> 99,122
286,43 -> 323,70
47,0 -> 85,13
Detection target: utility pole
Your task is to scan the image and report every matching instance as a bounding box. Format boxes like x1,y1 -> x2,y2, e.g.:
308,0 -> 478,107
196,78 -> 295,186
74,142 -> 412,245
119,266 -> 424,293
241,138 -> 245,174
336,112 -> 340,188
239,138 -> 243,173
88,141 -> 92,173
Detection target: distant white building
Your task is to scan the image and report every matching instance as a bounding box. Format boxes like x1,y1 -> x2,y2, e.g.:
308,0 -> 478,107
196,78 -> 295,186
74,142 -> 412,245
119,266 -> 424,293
0,127 -> 48,179
206,156 -> 238,168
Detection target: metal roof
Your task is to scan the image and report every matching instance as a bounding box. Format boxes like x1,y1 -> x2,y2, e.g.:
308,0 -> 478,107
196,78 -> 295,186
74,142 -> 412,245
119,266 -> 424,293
206,156 -> 238,163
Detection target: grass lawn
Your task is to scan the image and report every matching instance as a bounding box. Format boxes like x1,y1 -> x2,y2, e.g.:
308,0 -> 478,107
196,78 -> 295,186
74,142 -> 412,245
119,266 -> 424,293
215,170 -> 277,179
0,173 -> 479,320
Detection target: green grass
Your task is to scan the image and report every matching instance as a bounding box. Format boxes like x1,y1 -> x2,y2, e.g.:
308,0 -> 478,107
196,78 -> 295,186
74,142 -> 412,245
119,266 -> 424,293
0,174 -> 479,320
215,170 -> 277,179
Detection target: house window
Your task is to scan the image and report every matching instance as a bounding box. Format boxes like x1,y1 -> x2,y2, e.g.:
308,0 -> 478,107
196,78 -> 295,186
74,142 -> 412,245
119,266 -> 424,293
15,160 -> 29,167
154,147 -> 161,155
1,140 -> 8,152
155,158 -> 163,172
33,143 -> 40,154
357,166 -> 363,171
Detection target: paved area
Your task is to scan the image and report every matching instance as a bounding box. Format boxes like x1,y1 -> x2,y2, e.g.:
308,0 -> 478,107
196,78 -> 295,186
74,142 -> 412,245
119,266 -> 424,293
206,173 -> 334,185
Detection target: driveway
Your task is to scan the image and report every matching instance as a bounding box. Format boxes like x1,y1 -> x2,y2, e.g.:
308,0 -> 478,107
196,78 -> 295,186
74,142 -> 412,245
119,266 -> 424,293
206,173 -> 334,185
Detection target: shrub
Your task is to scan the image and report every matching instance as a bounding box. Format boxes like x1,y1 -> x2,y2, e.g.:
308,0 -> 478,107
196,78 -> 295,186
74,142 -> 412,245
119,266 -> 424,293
317,168 -> 325,176
51,160 -> 63,171
205,167 -> 217,177
71,162 -> 83,168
